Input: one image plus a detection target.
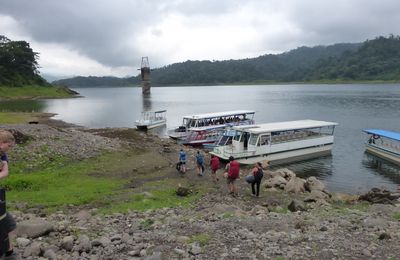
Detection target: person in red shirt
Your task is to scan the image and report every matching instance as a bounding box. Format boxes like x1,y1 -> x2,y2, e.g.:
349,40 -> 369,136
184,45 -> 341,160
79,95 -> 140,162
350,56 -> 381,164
225,156 -> 240,196
210,155 -> 220,181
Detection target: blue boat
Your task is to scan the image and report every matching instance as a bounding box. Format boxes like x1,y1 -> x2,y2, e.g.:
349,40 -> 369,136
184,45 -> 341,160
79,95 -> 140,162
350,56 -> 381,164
363,129 -> 400,166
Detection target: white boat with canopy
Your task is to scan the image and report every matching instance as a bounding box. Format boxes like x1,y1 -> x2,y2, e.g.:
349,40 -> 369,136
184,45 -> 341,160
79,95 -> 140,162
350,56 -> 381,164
135,110 -> 167,130
210,119 -> 338,165
168,110 -> 255,140
363,129 -> 400,166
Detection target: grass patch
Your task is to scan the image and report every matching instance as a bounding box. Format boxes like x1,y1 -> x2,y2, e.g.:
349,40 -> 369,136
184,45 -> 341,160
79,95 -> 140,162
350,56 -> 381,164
188,233 -> 211,246
222,212 -> 235,219
269,206 -> 289,214
0,112 -> 41,124
331,201 -> 370,214
0,85 -> 74,99
4,152 -> 128,212
393,212 -> 400,221
99,178 -> 206,213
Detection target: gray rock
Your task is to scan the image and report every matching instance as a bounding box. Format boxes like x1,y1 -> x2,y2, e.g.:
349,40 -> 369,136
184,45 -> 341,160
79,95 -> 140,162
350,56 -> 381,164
16,218 -> 54,238
75,234 -> 91,253
305,176 -> 327,192
61,236 -> 74,251
285,177 -> 306,193
16,237 -> 31,247
43,249 -> 57,260
288,199 -> 306,212
23,241 -> 42,258
189,242 -> 202,255
74,210 -> 91,222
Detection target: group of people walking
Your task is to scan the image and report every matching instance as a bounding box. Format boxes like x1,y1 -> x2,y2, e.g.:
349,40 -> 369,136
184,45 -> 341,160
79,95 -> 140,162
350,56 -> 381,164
178,149 -> 265,197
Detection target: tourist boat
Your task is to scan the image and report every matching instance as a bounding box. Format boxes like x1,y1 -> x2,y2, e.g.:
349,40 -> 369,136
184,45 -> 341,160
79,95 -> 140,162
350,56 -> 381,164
203,128 -> 238,150
135,110 -> 167,130
363,129 -> 400,166
210,119 -> 338,165
168,110 -> 255,140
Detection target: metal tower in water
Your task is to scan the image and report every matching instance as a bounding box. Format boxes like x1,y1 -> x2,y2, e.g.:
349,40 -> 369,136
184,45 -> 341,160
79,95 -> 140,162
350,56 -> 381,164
140,57 -> 151,94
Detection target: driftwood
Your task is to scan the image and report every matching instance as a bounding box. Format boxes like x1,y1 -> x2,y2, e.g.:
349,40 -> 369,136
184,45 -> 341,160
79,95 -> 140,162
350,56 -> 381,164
358,188 -> 400,204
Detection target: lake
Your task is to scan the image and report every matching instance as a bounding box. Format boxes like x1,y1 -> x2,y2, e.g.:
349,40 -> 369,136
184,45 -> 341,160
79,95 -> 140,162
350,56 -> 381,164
1,84 -> 400,194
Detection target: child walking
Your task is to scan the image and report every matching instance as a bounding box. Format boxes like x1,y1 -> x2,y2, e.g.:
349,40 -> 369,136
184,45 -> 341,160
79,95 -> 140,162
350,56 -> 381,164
0,130 -> 18,260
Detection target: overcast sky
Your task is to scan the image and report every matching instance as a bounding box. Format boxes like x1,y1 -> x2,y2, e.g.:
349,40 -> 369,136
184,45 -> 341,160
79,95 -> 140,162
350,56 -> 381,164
1,0 -> 399,79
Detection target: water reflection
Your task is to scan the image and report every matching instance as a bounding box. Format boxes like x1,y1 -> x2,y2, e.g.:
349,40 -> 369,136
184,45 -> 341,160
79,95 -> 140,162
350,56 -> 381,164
362,152 -> 400,185
142,93 -> 152,111
275,156 -> 334,179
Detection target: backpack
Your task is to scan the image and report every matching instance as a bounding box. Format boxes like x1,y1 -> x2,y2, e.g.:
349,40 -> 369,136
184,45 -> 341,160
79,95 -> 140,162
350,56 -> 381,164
255,168 -> 264,179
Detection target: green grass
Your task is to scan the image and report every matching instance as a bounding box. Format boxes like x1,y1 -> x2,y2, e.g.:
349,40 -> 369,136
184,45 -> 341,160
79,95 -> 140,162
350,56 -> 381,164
4,152 -> 126,212
99,179 -> 206,213
0,85 -> 74,99
393,212 -> 400,221
0,112 -> 39,124
188,233 -> 211,246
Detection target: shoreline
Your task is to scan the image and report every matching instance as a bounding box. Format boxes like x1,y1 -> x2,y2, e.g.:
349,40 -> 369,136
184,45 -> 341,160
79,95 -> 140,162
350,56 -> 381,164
2,116 -> 400,259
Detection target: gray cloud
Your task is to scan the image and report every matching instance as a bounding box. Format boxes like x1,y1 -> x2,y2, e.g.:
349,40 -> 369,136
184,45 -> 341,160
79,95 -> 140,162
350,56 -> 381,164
1,0 -> 400,77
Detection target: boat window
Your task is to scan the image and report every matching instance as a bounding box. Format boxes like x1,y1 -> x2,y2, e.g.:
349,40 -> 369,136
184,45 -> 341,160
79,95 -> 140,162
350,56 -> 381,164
249,134 -> 259,146
234,131 -> 242,141
259,135 -> 270,146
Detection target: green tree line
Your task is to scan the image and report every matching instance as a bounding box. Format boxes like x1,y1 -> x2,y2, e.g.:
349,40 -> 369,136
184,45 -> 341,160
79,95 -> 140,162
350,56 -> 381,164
0,35 -> 49,87
54,35 -> 400,87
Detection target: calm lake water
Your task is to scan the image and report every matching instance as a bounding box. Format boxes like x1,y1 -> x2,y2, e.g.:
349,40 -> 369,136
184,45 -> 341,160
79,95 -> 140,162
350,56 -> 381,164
1,84 -> 400,194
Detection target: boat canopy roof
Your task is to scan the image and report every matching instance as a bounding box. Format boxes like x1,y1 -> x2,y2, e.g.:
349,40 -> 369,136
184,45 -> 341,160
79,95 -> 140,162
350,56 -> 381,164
363,129 -> 400,141
143,110 -> 166,114
183,110 -> 255,120
233,120 -> 338,134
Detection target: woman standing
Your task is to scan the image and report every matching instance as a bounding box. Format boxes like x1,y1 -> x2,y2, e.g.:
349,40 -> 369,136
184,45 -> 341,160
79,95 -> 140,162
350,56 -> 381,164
250,162 -> 264,197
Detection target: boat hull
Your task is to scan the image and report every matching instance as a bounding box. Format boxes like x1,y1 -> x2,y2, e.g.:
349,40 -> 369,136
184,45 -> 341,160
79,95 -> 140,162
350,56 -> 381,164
211,144 -> 333,165
365,144 -> 400,166
135,120 -> 166,130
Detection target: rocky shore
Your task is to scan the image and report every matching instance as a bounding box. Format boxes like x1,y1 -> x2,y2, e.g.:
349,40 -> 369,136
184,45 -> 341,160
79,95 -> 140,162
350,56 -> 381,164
2,120 -> 400,260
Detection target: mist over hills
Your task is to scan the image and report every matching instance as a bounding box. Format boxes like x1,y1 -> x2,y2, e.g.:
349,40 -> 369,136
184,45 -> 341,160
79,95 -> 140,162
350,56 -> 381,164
53,36 -> 400,87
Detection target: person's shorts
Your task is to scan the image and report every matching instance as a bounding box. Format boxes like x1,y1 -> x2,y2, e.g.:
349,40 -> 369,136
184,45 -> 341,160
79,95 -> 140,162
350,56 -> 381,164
227,177 -> 237,184
3,212 -> 16,233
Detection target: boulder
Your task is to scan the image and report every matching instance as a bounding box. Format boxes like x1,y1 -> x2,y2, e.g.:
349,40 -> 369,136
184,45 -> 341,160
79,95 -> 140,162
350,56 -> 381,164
359,188 -> 400,204
16,218 -> 54,238
265,176 -> 287,188
304,190 -> 331,202
305,177 -> 327,192
288,200 -> 307,212
284,177 -> 306,193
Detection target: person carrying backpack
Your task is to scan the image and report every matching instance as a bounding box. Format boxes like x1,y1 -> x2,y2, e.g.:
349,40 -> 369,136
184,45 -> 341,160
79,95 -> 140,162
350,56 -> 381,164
225,156 -> 240,196
250,162 -> 264,197
210,155 -> 220,181
195,151 -> 205,176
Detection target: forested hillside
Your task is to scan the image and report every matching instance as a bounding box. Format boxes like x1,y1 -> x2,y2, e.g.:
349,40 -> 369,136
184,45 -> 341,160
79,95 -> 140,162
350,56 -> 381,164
148,43 -> 360,85
0,35 -> 49,87
304,35 -> 400,81
54,35 -> 400,87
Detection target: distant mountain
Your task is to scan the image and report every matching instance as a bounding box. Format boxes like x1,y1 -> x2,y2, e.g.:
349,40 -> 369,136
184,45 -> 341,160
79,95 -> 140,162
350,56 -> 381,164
54,36 -> 400,87
53,76 -> 139,87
